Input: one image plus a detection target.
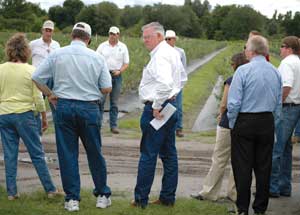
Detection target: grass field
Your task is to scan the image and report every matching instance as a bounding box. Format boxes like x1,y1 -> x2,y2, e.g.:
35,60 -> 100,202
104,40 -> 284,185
0,32 -> 226,92
0,187 -> 230,215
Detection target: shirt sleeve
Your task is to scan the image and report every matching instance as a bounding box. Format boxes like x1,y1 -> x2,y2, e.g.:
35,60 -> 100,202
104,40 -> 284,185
98,57 -> 112,89
32,55 -> 54,86
151,55 -> 174,109
32,82 -> 46,112
181,49 -> 187,69
279,61 -> 294,87
227,69 -> 244,129
123,45 -> 130,64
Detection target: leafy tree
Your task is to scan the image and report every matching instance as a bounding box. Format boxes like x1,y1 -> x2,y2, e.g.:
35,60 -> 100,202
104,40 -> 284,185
76,2 -> 119,35
63,0 -> 84,25
120,5 -> 143,28
220,5 -> 266,40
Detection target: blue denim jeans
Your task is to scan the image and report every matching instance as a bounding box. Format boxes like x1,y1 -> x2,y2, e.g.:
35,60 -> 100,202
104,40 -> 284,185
176,90 -> 183,130
134,100 -> 178,207
55,99 -> 111,201
270,105 -> 300,195
100,75 -> 122,129
0,111 -> 56,196
294,118 -> 300,137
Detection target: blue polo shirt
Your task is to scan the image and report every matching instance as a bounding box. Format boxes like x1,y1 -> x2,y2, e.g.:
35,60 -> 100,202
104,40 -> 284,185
32,40 -> 112,101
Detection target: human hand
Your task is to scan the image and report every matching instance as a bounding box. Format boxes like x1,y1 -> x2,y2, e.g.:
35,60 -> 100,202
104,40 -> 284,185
153,108 -> 163,120
48,94 -> 58,108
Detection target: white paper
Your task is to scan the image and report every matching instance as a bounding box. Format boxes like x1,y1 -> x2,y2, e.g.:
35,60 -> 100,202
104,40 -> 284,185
150,103 -> 177,130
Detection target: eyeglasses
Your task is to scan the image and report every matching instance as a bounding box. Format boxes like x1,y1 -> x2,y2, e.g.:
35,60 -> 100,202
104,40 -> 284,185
109,32 -> 117,36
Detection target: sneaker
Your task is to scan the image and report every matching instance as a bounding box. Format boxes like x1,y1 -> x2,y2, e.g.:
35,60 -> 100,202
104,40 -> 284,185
96,195 -> 111,208
8,194 -> 20,201
47,189 -> 64,199
64,199 -> 79,212
190,193 -> 204,200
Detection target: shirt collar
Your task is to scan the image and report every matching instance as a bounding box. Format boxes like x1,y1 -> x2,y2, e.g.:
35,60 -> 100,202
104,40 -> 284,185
251,55 -> 266,62
150,40 -> 166,57
40,37 -> 53,45
71,40 -> 87,47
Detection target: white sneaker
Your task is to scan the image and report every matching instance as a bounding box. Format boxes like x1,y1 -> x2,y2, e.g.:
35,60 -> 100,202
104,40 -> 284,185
64,199 -> 79,212
96,195 -> 111,208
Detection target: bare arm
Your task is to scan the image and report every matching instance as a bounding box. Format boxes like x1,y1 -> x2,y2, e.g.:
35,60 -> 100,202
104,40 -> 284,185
32,80 -> 53,97
282,86 -> 292,102
100,87 -> 112,94
217,84 -> 230,123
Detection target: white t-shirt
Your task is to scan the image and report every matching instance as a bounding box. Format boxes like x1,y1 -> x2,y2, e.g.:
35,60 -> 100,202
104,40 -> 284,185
96,40 -> 129,71
279,54 -> 300,104
30,37 -> 60,67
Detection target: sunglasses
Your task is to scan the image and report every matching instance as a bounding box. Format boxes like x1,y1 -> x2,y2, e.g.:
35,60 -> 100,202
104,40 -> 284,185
281,44 -> 288,48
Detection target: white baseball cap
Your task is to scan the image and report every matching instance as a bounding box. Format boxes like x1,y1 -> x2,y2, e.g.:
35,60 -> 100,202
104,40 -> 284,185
72,22 -> 92,36
43,20 -> 54,30
165,30 -> 177,39
109,26 -> 120,34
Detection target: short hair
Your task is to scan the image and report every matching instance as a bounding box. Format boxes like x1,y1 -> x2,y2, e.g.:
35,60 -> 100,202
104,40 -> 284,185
142,22 -> 165,37
5,33 -> 31,63
71,29 -> 90,41
249,30 -> 261,36
282,36 -> 300,54
246,35 -> 269,56
231,52 -> 249,69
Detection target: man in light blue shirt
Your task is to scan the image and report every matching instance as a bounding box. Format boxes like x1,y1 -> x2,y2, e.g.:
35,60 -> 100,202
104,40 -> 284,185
227,35 -> 282,215
32,22 -> 112,212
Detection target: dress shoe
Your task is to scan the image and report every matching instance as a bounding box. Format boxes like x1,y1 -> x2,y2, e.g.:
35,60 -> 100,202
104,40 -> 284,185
111,128 -> 119,134
130,200 -> 146,209
269,192 -> 280,198
280,192 -> 291,197
149,199 -> 174,207
190,193 -> 204,200
176,129 -> 184,137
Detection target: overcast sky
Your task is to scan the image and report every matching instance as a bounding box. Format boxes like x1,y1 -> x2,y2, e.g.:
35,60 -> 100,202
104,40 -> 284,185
27,0 -> 300,18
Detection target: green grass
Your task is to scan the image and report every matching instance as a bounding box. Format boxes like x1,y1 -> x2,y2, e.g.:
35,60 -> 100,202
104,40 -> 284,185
0,187 -> 230,215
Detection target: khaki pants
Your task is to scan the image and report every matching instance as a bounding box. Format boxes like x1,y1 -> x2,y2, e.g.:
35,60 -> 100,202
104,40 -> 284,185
199,126 -> 236,201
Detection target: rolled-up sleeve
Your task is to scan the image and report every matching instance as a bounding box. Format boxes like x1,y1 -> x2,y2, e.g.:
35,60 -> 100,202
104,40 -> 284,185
32,56 -> 53,86
227,70 -> 244,129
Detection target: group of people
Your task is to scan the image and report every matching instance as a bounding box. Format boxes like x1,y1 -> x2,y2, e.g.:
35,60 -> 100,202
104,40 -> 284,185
1,18 -> 299,214
192,32 -> 300,215
0,20 -> 187,212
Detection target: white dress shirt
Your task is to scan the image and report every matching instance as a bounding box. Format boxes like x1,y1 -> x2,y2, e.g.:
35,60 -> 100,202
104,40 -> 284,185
30,37 -> 60,67
139,41 -> 185,109
96,40 -> 129,71
279,54 -> 300,104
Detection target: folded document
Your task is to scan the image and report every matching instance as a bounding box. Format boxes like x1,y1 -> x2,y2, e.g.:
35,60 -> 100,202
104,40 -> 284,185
150,103 -> 177,130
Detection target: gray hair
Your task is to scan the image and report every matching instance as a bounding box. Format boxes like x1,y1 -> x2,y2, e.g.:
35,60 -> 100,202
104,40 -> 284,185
246,35 -> 269,56
142,22 -> 165,37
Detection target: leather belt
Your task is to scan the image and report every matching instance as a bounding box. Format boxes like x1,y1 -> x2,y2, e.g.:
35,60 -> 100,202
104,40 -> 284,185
283,103 -> 300,107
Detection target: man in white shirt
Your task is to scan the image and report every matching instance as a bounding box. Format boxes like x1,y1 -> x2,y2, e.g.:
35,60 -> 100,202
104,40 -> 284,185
30,20 -> 60,135
96,26 -> 129,134
270,36 -> 300,198
30,20 -> 60,68
165,30 -> 187,137
131,22 -> 185,208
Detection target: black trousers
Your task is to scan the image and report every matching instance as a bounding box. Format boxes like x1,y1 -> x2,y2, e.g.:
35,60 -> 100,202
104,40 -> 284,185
231,112 -> 274,214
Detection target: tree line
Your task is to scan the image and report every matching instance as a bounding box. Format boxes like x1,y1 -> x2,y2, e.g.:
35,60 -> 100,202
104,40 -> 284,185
0,0 -> 299,40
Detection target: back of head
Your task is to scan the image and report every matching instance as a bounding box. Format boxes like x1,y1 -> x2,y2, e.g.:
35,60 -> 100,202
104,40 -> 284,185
6,33 -> 30,63
282,36 -> 300,54
246,35 -> 269,56
231,52 -> 249,70
72,22 -> 92,42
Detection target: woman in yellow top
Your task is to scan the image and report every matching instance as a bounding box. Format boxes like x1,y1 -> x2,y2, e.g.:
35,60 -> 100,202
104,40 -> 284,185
0,33 -> 59,200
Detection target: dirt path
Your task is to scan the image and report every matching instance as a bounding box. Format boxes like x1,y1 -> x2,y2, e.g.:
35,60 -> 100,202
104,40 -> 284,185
0,135 -> 299,215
